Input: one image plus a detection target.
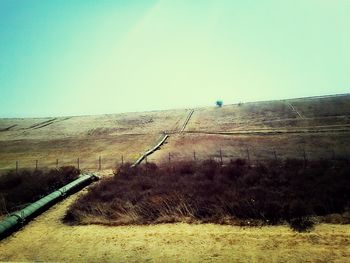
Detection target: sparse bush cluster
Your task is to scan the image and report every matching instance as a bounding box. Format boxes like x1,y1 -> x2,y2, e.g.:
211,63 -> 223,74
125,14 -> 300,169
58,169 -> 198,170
0,166 -> 80,214
64,159 -> 350,232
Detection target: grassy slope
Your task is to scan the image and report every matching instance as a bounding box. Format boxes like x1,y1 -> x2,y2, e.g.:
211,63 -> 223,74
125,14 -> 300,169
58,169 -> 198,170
0,109 -> 190,171
1,94 -> 350,262
150,94 -> 350,163
187,94 -> 350,132
1,95 -> 349,170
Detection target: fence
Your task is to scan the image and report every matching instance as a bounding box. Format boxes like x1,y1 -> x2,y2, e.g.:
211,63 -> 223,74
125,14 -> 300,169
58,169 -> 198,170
146,146 -> 350,166
1,146 -> 349,174
0,155 -> 129,174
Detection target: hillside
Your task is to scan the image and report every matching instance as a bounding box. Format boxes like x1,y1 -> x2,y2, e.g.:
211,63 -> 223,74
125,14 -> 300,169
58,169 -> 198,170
0,109 -> 190,171
1,94 -> 350,262
151,94 -> 350,163
1,94 -> 349,172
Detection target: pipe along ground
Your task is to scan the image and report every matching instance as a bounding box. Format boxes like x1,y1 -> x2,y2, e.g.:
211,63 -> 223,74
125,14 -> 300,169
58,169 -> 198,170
132,134 -> 169,167
132,110 -> 193,167
0,173 -> 99,240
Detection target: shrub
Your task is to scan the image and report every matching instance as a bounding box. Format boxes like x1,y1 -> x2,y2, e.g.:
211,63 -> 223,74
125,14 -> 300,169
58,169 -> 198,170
288,199 -> 311,218
0,166 -> 80,214
288,217 -> 315,232
64,159 -> 350,232
174,161 -> 196,175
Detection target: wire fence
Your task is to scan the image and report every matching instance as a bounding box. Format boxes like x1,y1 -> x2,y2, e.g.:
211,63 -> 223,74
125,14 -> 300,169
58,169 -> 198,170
0,155 -> 130,174
1,146 -> 349,174
147,147 -> 350,166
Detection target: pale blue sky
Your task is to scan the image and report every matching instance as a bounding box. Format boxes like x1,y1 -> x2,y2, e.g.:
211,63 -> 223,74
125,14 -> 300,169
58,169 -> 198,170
0,0 -> 349,117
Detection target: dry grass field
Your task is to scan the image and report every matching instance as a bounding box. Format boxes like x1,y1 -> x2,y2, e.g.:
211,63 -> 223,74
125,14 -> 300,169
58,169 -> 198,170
63,159 -> 350,228
1,94 -> 349,262
151,94 -> 350,163
186,95 -> 350,132
1,95 -> 349,170
150,132 -> 350,163
0,109 -> 190,171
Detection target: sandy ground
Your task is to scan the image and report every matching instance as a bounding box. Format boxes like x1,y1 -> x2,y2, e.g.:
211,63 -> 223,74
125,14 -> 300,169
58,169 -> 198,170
1,188 -> 349,262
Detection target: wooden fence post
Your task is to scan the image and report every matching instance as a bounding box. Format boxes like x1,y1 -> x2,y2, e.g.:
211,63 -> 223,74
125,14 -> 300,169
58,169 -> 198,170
193,151 -> 196,161
219,148 -> 223,165
77,158 -> 80,170
246,147 -> 251,166
302,148 -> 307,167
35,160 -> 38,170
99,156 -> 101,171
331,149 -> 335,160
56,159 -> 58,169
16,161 -> 18,174
121,155 -> 124,165
273,150 -> 278,161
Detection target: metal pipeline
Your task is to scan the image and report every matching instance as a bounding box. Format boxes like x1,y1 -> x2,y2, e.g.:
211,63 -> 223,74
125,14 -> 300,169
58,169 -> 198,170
132,134 -> 169,167
0,173 -> 98,240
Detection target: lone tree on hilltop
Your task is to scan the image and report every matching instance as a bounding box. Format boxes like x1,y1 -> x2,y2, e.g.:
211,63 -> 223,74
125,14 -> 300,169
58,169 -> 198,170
216,100 -> 223,107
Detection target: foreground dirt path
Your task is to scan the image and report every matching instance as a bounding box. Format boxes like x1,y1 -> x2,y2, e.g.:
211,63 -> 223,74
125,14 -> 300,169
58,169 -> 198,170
0,187 -> 349,262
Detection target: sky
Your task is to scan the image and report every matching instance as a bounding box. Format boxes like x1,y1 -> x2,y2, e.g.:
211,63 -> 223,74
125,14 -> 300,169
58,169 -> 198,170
0,0 -> 349,118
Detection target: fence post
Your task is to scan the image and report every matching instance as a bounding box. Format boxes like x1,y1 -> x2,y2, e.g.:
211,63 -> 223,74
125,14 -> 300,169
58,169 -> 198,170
302,148 -> 307,167
273,150 -> 278,161
145,156 -> 148,164
77,158 -> 80,170
16,160 -> 18,174
168,153 -> 171,164
246,147 -> 250,166
331,149 -> 335,160
99,156 -> 101,171
219,148 -> 223,165
193,151 -> 196,161
56,159 -> 58,169
121,155 -> 124,165
35,160 -> 38,170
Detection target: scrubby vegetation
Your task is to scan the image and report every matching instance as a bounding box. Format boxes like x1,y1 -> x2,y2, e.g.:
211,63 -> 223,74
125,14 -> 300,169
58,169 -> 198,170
64,159 -> 350,231
0,166 -> 80,215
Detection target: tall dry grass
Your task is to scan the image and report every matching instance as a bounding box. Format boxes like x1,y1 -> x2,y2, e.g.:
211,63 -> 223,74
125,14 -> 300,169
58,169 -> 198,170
64,159 -> 350,231
0,166 -> 80,214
